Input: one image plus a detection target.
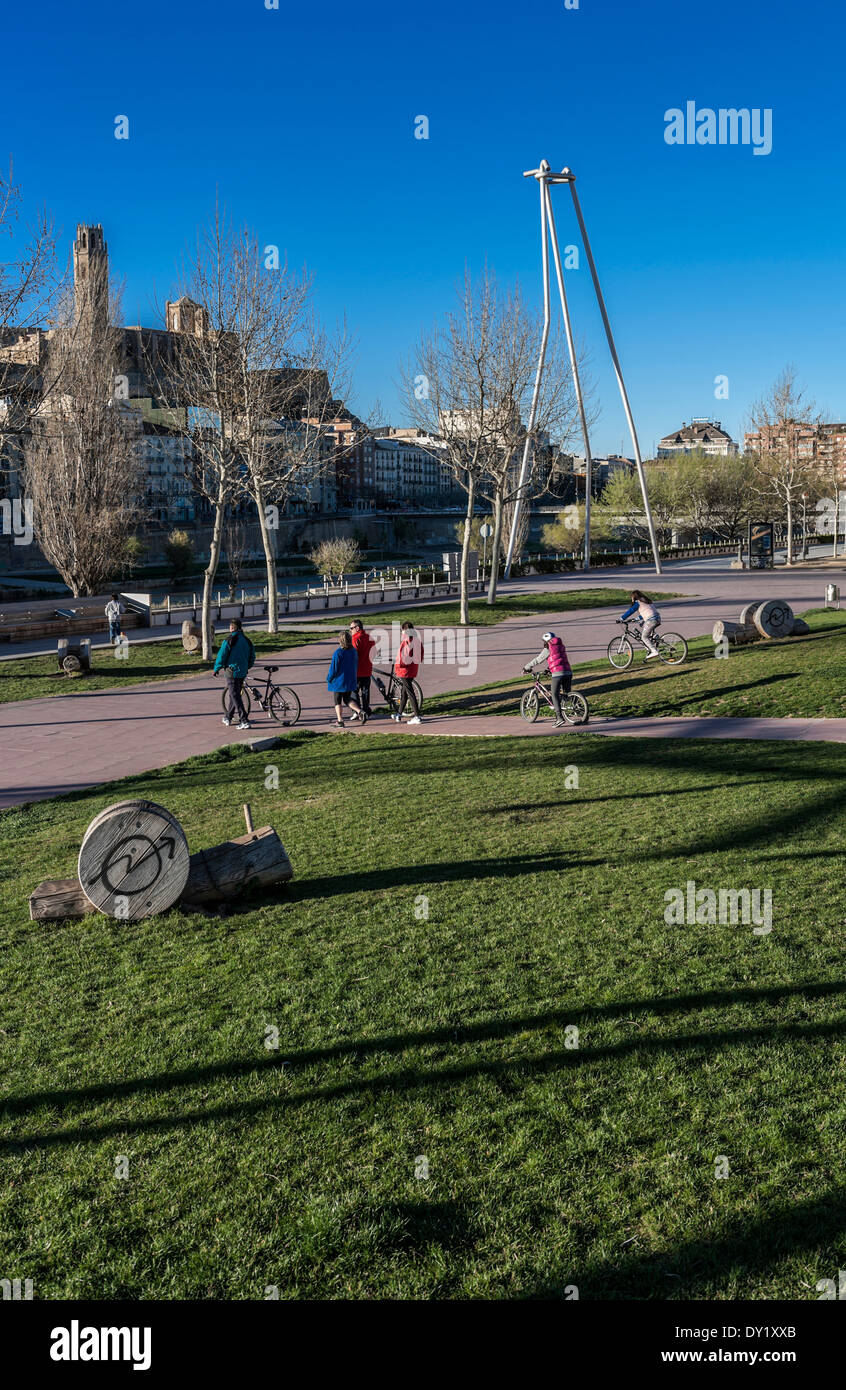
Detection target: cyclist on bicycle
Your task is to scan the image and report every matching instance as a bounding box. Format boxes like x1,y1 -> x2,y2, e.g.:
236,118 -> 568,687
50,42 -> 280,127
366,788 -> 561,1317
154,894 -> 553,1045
523,631 -> 572,728
620,590 -> 661,659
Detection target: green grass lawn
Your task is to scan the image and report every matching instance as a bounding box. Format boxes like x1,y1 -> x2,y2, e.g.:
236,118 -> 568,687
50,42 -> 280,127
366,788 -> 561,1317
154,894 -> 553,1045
0,590 -> 665,706
2,731 -> 845,1299
358,587 -> 678,629
0,629 -> 330,706
426,608 -> 846,722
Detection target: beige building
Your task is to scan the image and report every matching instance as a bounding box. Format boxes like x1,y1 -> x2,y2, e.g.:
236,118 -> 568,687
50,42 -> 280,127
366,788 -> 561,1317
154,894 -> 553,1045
658,418 -> 738,457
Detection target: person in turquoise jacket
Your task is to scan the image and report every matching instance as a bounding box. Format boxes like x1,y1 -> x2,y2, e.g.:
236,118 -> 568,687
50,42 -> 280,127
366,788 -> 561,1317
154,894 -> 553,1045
326,631 -> 367,729
214,618 -> 256,728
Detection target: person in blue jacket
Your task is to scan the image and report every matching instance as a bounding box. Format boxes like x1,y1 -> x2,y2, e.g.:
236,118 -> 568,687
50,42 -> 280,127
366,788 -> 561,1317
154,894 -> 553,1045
327,631 -> 368,728
214,618 -> 256,729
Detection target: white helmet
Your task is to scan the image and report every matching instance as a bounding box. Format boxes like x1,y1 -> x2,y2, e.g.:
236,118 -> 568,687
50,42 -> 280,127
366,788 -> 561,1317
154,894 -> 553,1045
542,631 -> 555,642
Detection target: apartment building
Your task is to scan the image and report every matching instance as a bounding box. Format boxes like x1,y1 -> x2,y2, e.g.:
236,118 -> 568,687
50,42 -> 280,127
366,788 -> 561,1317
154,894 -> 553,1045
658,419 -> 738,457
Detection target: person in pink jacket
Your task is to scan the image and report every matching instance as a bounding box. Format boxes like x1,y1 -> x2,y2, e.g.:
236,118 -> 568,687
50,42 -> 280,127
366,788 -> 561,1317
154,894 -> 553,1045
523,630 -> 572,727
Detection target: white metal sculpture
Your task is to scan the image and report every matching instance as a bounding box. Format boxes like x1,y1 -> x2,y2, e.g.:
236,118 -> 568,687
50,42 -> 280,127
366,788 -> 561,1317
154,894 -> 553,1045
504,160 -> 662,576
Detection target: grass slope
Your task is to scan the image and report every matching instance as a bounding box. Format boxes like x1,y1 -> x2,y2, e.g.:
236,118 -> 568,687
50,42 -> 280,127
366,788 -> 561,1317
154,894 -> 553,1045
426,608 -> 846,722
1,731 -> 844,1299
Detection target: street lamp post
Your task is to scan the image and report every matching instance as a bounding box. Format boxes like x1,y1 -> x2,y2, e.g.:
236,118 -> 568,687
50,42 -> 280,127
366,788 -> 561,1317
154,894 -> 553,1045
801,493 -> 808,559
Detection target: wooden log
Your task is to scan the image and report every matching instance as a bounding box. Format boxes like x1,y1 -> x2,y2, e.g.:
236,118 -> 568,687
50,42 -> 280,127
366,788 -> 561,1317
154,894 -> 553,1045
180,826 -> 293,906
78,799 -> 191,919
753,599 -> 794,639
181,619 -> 201,653
713,620 -> 758,646
29,878 -> 98,921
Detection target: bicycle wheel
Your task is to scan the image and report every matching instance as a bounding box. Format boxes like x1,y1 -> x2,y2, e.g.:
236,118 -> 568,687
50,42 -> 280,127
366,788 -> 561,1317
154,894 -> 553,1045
221,685 -> 251,720
269,685 -> 301,726
657,632 -> 688,666
412,679 -> 423,712
607,635 -> 633,670
520,688 -> 540,722
562,692 -> 589,725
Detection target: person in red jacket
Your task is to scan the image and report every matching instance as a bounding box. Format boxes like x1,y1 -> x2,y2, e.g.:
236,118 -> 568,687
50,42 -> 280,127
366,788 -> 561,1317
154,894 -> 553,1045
393,620 -> 424,724
349,618 -> 375,715
523,630 -> 572,728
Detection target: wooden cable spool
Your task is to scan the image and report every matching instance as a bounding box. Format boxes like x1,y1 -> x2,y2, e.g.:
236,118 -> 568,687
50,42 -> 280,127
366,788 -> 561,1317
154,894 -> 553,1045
181,620 -> 201,653
31,803 -> 293,920
57,636 -> 91,675
738,602 -> 764,632
752,599 -> 794,639
78,799 -> 191,919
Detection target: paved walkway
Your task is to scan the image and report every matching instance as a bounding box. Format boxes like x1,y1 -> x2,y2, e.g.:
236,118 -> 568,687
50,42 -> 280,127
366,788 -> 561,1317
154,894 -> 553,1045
2,561 -> 844,809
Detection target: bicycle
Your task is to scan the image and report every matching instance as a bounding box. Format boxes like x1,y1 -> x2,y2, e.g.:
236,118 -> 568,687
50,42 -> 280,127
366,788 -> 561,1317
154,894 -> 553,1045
218,664 -> 301,725
371,666 -> 424,717
606,618 -> 688,671
519,668 -> 589,725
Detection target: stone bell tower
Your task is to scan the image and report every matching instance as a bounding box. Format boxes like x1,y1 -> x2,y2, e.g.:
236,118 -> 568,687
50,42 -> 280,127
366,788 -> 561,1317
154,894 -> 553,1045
73,224 -> 109,331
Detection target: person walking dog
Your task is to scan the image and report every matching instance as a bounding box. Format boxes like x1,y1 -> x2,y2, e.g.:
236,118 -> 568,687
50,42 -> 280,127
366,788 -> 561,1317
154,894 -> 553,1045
214,618 -> 256,730
392,620 -> 423,724
523,630 -> 573,728
350,618 -> 375,715
105,593 -> 125,643
327,631 -> 367,729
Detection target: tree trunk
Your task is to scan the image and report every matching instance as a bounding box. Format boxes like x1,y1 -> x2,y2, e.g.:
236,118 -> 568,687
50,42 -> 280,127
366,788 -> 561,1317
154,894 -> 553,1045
786,498 -> 794,565
202,481 -> 226,662
486,489 -> 504,606
459,475 -> 475,626
254,483 -> 279,634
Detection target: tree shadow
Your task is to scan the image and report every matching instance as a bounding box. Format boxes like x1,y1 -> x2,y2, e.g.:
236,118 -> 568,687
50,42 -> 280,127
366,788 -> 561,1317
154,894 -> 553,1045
524,1183 -> 846,1299
7,1012 -> 846,1154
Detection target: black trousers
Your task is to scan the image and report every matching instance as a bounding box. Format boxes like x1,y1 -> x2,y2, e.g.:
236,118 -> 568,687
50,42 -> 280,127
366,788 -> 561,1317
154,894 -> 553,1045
224,673 -> 248,723
396,676 -> 420,718
357,676 -> 372,714
550,671 -> 572,718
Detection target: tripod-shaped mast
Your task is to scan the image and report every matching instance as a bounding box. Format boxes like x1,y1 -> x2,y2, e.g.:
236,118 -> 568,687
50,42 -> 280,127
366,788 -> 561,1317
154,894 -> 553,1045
503,160 -> 662,577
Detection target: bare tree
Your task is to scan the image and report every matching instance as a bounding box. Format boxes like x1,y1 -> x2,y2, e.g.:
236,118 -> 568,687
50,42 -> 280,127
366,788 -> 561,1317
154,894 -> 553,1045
233,308 -> 357,634
147,204 -> 245,659
309,536 -> 361,583
400,270 -> 588,618
222,516 -> 249,597
155,215 -> 358,640
0,162 -> 60,491
22,287 -> 144,595
746,366 -> 820,565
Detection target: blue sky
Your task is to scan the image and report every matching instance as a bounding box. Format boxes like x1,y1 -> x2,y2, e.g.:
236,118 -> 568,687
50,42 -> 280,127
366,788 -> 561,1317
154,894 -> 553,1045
3,0 -> 844,453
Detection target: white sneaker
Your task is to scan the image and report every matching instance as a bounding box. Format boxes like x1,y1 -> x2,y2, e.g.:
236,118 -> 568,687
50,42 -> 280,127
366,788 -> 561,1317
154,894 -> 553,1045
237,720 -> 251,730
391,713 -> 401,721
406,716 -> 422,725
348,710 -> 360,721
222,716 -> 232,726
645,652 -> 659,660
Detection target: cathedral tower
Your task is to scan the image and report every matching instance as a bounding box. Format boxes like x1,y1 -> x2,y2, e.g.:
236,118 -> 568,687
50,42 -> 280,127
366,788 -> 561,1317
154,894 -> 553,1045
73,224 -> 109,331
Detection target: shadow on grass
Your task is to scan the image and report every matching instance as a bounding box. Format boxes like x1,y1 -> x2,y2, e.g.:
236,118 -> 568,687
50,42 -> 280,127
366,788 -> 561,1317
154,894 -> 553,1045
525,1185 -> 846,1299
6,1011 -> 846,1153
4,979 -> 845,1142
